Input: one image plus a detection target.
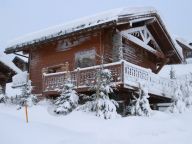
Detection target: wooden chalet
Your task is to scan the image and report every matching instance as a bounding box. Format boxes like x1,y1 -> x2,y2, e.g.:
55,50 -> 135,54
0,55 -> 21,93
4,7 -> 184,103
176,38 -> 192,61
12,56 -> 28,71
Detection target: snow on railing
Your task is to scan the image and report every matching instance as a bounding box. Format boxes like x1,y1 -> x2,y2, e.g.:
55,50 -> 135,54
123,61 -> 174,98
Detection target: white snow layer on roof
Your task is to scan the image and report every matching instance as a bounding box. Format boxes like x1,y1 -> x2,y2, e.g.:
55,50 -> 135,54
173,40 -> 184,59
7,7 -> 156,48
176,37 -> 192,50
0,53 -> 21,73
16,54 -> 28,63
5,82 -> 22,97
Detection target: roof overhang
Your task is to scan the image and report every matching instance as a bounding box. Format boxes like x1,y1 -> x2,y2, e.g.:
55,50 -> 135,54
0,61 -> 16,75
4,21 -> 116,54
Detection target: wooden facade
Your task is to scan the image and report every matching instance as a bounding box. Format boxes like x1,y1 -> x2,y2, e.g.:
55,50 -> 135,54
4,8 -> 183,100
176,39 -> 192,61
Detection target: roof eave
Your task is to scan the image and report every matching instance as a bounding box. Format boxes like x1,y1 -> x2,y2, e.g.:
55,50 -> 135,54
4,21 -> 117,54
0,61 -> 17,74
154,14 -> 183,63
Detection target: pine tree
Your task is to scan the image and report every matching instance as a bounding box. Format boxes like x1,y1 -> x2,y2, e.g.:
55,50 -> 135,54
54,78 -> 79,115
80,67 -> 119,119
181,81 -> 192,108
170,83 -> 186,113
0,85 -> 6,103
127,83 -> 151,116
19,80 -> 37,107
170,66 -> 176,79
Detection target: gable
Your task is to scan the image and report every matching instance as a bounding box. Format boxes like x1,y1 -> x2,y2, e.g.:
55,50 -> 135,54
120,26 -> 164,58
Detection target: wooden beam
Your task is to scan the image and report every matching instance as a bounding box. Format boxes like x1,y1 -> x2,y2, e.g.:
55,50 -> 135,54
120,25 -> 166,59
155,58 -> 169,74
14,52 -> 29,58
123,34 -> 165,59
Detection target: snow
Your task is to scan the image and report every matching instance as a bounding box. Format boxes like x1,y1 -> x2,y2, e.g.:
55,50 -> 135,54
159,63 -> 192,78
176,37 -> 192,50
5,82 -> 22,97
15,55 -> 29,63
0,53 -> 21,73
6,7 -> 156,49
0,103 -> 192,144
12,71 -> 28,88
186,58 -> 192,63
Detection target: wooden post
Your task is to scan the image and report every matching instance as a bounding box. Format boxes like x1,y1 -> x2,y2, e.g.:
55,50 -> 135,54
25,104 -> 29,123
76,68 -> 80,88
121,61 -> 124,83
65,62 -> 69,79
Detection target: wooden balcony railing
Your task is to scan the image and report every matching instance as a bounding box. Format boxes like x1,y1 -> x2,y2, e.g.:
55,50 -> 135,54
42,60 -> 177,98
43,61 -> 123,92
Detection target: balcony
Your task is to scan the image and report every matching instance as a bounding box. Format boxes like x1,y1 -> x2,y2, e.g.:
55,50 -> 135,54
42,60 -> 175,98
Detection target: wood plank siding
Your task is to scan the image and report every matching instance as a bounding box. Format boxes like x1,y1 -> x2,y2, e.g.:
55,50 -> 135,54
29,31 -> 105,94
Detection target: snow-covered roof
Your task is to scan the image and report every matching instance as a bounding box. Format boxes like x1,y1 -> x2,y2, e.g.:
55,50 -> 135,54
0,53 -> 22,73
5,7 -> 156,49
13,55 -> 28,63
176,38 -> 192,50
173,40 -> 184,59
5,82 -> 22,97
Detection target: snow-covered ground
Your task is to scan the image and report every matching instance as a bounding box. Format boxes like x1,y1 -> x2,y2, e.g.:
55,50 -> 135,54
1,102 -> 192,144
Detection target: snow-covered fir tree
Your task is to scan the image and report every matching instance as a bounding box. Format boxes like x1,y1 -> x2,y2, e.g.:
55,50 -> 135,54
0,85 -> 6,103
170,83 -> 186,113
181,80 -> 192,108
19,80 -> 37,107
80,66 -> 119,119
127,83 -> 151,116
170,66 -> 176,79
54,77 -> 79,115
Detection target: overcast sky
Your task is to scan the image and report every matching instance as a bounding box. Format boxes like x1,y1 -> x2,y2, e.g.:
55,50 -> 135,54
0,0 -> 192,52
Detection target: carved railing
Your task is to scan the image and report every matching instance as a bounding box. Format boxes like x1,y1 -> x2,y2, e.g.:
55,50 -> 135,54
123,61 -> 174,98
43,60 -> 176,98
43,62 -> 123,92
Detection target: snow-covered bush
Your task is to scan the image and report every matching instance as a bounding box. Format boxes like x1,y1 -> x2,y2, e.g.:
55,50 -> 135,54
54,78 -> 79,115
0,85 -> 6,103
127,83 -> 151,116
169,67 -> 192,113
79,68 -> 119,119
170,83 -> 186,113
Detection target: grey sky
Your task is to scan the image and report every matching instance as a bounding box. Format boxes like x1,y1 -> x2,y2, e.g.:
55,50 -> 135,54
0,0 -> 192,52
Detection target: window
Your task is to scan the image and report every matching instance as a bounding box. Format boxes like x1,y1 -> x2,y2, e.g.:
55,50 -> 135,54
187,51 -> 192,58
43,63 -> 68,74
75,49 -> 95,68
